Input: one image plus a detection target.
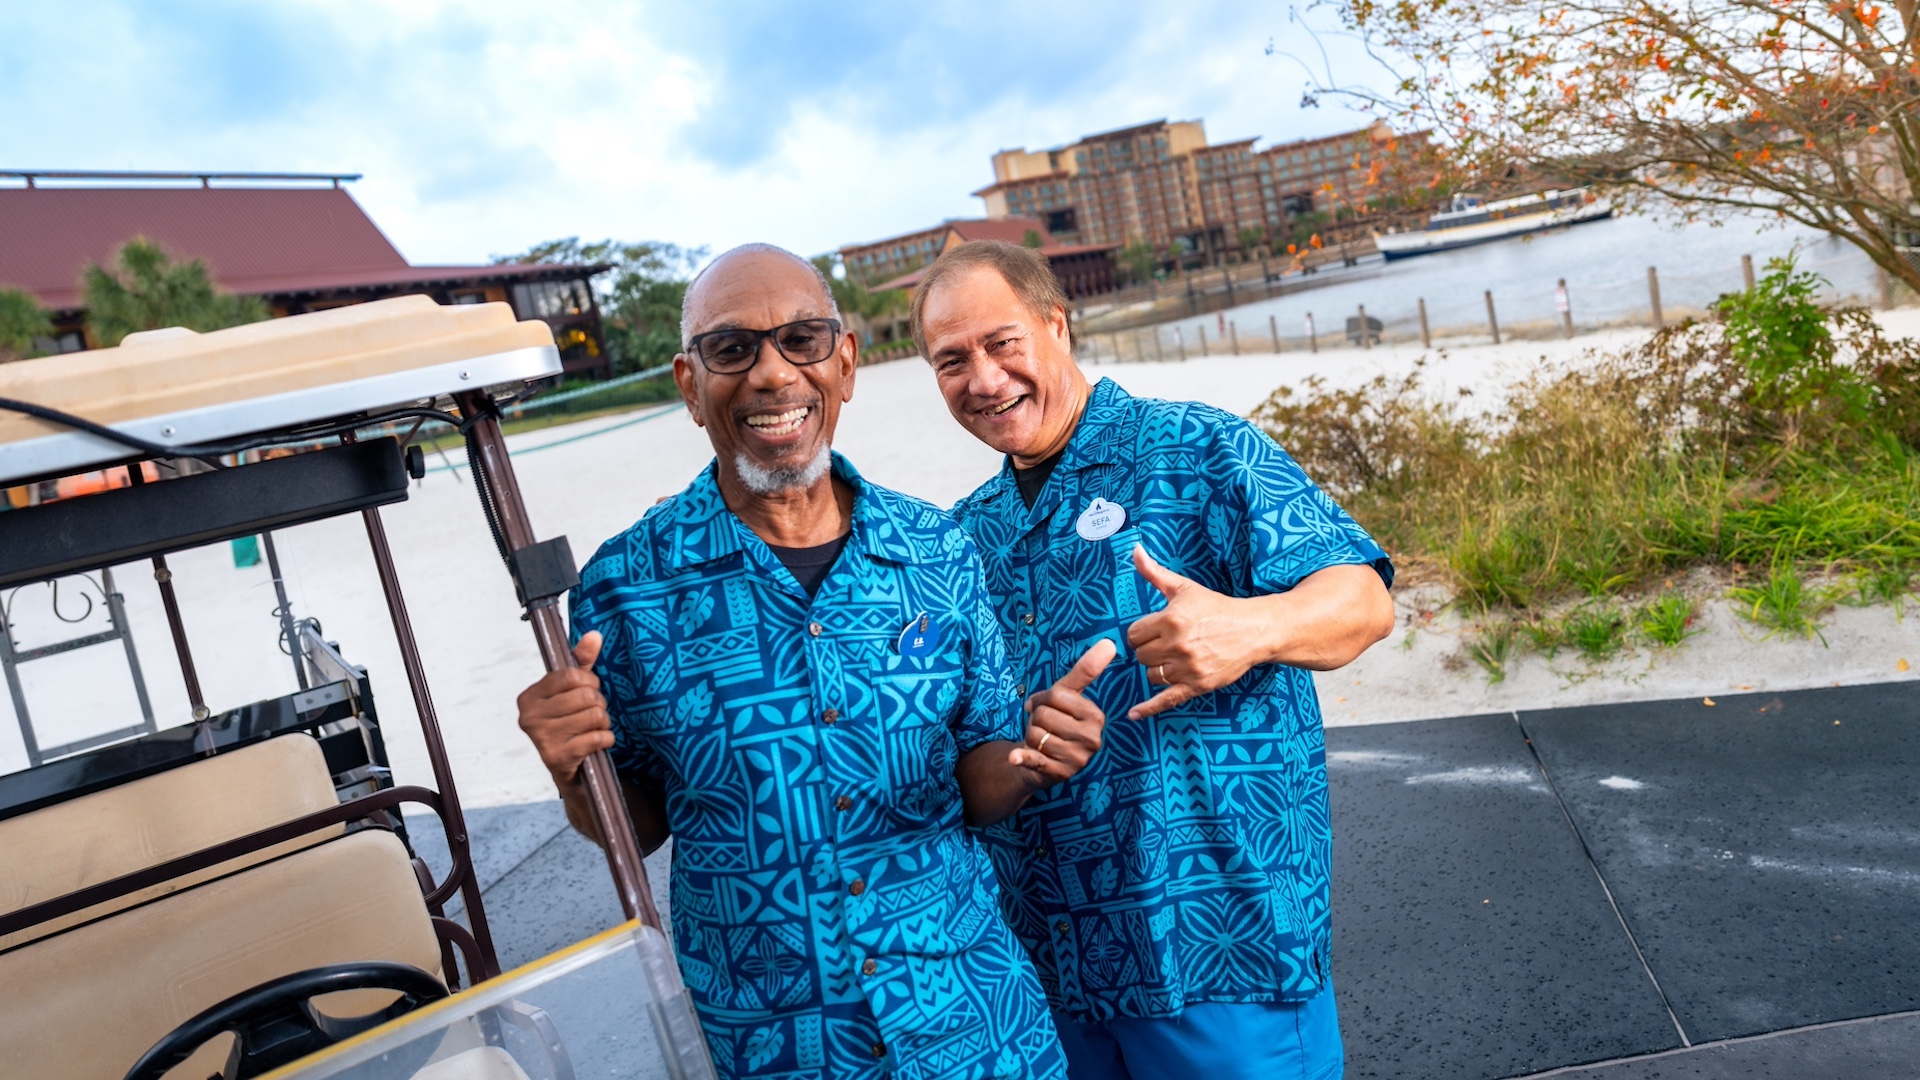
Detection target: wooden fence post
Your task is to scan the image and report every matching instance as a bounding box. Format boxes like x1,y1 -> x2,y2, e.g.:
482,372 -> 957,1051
1198,325 -> 1209,357
1230,321 -> 1240,354
1418,298 -> 1431,349
1647,267 -> 1664,328
1358,304 -> 1372,350
1742,254 -> 1755,290
1176,326 -> 1187,361
1269,314 -> 1280,352
1306,313 -> 1318,354
1556,279 -> 1573,339
1485,290 -> 1501,345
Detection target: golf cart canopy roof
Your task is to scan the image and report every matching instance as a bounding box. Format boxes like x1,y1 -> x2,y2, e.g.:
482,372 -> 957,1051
0,295 -> 561,486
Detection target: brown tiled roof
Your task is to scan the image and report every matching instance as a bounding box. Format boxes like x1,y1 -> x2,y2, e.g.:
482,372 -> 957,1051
946,218 -> 1052,245
0,185 -> 599,312
873,240 -> 1112,292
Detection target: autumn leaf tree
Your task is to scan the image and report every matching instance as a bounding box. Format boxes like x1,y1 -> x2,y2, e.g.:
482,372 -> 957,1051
1330,0 -> 1920,290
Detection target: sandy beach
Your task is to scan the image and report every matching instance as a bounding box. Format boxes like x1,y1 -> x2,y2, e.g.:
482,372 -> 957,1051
6,313 -> 1916,806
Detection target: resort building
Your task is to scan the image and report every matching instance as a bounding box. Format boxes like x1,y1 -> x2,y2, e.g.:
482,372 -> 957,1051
837,216 -> 1116,299
972,119 -> 1436,266
0,171 -> 614,379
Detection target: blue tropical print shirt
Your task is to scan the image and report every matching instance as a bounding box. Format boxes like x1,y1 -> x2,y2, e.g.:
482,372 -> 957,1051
951,378 -> 1393,1022
570,453 -> 1066,1080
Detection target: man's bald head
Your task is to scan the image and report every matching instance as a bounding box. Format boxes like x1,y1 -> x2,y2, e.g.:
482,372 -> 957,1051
680,244 -> 841,349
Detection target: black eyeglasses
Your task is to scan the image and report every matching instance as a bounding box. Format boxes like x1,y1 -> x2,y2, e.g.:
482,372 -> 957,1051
687,318 -> 843,374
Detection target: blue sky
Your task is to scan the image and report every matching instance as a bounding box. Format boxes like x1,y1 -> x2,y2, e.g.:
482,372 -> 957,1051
0,1 -> 1388,266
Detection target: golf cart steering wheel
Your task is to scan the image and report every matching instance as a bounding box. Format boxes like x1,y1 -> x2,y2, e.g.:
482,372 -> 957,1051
124,961 -> 448,1080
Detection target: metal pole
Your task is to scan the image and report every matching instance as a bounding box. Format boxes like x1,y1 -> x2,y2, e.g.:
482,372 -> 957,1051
1269,314 -> 1280,352
127,468 -> 208,722
1557,279 -> 1574,339
1648,266 -> 1664,328
455,394 -> 662,933
1358,305 -> 1372,350
102,568 -> 157,733
1742,254 -> 1755,290
259,530 -> 308,691
1485,290 -> 1502,345
1418,298 -> 1432,349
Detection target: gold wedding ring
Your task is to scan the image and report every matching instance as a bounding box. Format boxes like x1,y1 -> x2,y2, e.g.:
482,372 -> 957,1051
1155,663 -> 1166,684
1034,731 -> 1053,754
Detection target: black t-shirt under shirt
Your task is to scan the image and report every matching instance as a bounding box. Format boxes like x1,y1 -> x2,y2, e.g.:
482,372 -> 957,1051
769,533 -> 851,598
1014,449 -> 1066,509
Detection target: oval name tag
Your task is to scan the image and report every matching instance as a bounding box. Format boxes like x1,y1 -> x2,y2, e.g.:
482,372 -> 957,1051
1075,497 -> 1127,541
897,611 -> 942,657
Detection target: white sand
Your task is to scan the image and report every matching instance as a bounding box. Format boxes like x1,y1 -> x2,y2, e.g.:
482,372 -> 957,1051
6,313 -> 1916,806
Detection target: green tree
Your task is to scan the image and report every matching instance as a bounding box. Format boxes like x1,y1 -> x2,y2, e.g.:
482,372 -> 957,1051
83,238 -> 268,347
1118,239 -> 1159,285
811,255 -> 909,345
497,237 -> 708,375
1021,229 -> 1045,249
1237,225 -> 1268,257
0,288 -> 53,362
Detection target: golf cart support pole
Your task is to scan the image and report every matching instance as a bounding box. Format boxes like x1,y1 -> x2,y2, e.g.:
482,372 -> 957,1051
454,392 -> 663,932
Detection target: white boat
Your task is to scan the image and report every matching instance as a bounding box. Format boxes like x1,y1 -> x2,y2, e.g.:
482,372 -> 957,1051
1373,189 -> 1614,260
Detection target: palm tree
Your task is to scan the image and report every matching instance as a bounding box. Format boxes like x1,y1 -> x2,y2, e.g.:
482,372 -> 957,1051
84,237 -> 268,347
0,288 -> 52,362
1118,239 -> 1158,286
812,256 -> 910,345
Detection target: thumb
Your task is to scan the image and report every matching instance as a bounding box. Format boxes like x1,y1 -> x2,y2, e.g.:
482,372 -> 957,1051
1054,637 -> 1119,695
572,630 -> 604,670
1132,545 -> 1189,599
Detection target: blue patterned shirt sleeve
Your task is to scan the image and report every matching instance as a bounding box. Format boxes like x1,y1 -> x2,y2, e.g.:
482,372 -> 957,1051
952,535 -> 1025,756
1207,416 -> 1395,595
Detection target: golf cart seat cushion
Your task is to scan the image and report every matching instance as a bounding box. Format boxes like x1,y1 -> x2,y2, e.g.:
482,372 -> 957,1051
414,1046 -> 537,1080
0,733 -> 345,951
0,828 -> 441,1080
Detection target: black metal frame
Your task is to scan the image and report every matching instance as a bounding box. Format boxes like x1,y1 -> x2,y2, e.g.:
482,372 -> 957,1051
1,567 -> 157,767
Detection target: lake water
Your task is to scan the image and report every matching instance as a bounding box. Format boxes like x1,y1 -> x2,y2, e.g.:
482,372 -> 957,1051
1132,211 -> 1881,350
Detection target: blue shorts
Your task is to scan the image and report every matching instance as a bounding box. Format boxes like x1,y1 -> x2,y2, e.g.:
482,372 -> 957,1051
1052,988 -> 1343,1080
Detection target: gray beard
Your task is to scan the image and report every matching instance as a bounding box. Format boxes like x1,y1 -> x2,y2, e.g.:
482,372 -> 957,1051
733,444 -> 832,495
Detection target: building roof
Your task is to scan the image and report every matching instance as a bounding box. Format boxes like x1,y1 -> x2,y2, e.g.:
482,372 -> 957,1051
872,240 -> 1113,292
841,217 -> 1051,257
0,184 -> 597,311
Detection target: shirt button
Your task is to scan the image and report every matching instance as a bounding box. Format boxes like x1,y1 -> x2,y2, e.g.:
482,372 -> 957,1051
1034,845 -> 1047,858
808,621 -> 823,637
870,1041 -> 886,1058
835,795 -> 853,811
1015,683 -> 1027,697
849,879 -> 866,896
1055,920 -> 1071,935
861,958 -> 878,976
1023,612 -> 1036,625
822,708 -> 839,724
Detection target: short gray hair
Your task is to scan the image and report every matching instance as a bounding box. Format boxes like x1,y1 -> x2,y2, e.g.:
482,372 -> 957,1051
680,243 -> 842,349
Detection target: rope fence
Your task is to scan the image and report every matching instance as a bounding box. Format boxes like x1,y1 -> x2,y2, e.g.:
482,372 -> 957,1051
1079,249 -> 1894,363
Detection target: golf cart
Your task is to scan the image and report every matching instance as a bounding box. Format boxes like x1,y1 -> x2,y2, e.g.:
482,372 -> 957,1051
0,297 -> 713,1080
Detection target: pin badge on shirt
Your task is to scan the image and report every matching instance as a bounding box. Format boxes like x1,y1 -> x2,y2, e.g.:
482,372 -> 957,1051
897,611 -> 942,657
1075,497 -> 1127,541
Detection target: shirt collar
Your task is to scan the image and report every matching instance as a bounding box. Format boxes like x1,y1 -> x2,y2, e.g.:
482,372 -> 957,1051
977,376 -> 1131,521
661,450 -> 923,572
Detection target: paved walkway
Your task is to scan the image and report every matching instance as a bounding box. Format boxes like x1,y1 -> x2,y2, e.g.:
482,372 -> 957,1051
408,680 -> 1920,1078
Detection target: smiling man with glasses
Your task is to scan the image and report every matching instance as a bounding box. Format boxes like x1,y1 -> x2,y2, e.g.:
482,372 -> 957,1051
514,244 -> 1116,1079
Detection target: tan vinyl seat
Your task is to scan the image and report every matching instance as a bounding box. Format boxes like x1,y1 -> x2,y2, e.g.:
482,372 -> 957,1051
412,1047 -> 537,1080
0,733 -> 346,950
0,828 -> 443,1080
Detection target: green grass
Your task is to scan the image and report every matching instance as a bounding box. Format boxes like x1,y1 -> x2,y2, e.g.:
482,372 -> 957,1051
1564,607 -> 1629,662
1636,594 -> 1698,647
1466,622 -> 1516,684
1729,562 -> 1834,641
1251,262 -> 1920,647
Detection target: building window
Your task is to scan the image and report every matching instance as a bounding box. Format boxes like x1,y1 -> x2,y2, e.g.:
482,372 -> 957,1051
511,278 -> 592,319
450,289 -> 487,305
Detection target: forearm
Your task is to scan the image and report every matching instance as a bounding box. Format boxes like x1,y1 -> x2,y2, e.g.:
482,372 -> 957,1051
956,741 -> 1045,827
1247,563 -> 1396,671
557,769 -> 671,855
